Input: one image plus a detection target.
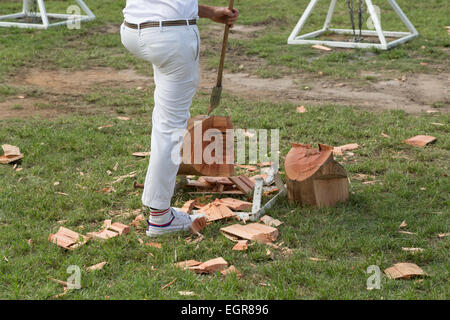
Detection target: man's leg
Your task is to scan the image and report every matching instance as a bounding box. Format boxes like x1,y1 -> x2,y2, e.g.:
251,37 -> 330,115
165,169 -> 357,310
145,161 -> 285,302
141,26 -> 201,235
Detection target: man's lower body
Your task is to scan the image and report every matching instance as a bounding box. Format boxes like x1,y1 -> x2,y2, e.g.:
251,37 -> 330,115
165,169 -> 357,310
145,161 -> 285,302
120,21 -> 203,236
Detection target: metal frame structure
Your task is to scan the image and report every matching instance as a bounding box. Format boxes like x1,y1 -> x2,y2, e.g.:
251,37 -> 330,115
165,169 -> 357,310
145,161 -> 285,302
0,0 -> 95,29
287,0 -> 418,50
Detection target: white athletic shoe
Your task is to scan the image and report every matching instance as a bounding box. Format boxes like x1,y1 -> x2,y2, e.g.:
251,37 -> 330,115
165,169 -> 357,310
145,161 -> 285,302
145,208 -> 205,237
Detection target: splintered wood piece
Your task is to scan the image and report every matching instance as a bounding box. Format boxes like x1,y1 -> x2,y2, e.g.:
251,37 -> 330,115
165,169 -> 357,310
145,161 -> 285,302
2,144 -> 21,156
202,177 -> 233,185
0,144 -> 24,164
258,162 -> 273,167
220,223 -> 279,243
190,216 -> 207,234
87,229 -> 118,240
178,115 -> 235,177
333,143 -> 360,155
384,263 -> 426,279
190,257 -> 228,274
296,105 -> 307,113
437,232 -> 449,238
229,176 -> 254,194
200,201 -> 236,222
399,220 -> 407,228
108,222 -> 130,235
232,240 -> 248,251
236,164 -> 258,172
285,143 -> 349,207
216,198 -> 252,211
403,135 -> 437,147
312,44 -> 332,51
49,227 -> 88,250
130,214 -> 146,228
132,152 -> 151,157
186,178 -> 211,188
86,261 -> 107,271
175,260 -> 202,269
180,200 -> 196,214
260,215 -> 283,227
145,242 -> 162,248
221,265 -> 241,277
401,248 -> 424,253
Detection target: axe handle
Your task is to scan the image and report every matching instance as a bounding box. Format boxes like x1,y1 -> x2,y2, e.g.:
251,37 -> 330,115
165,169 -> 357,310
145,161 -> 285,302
216,0 -> 234,88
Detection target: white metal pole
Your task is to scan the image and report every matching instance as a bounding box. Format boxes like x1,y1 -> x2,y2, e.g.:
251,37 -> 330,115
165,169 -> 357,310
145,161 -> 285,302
76,0 -> 96,19
365,0 -> 387,49
388,0 -> 418,35
323,0 -> 337,30
37,0 -> 49,28
22,0 -> 29,15
288,0 -> 320,42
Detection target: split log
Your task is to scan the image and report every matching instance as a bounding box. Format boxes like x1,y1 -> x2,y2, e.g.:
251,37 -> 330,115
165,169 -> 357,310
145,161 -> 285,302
178,115 -> 235,177
284,143 -> 349,207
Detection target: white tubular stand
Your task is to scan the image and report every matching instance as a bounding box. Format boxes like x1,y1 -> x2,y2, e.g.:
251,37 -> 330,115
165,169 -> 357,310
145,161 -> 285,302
0,0 -> 95,29
287,0 -> 418,50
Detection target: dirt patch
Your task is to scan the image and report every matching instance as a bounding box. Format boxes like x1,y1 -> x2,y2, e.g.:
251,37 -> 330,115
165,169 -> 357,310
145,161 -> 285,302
199,67 -> 450,113
14,68 -> 152,94
0,97 -> 62,120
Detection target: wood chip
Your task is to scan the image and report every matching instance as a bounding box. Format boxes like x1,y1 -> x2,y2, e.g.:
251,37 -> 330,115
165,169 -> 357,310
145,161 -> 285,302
49,227 -> 88,250
87,229 -> 118,240
145,242 -> 162,249
312,44 -> 332,51
309,257 -> 327,262
333,143 -> 360,155
108,222 -> 130,235
220,223 -> 279,243
190,257 -> 228,274
86,261 -> 107,271
130,214 -> 146,228
437,232 -> 449,238
0,144 -> 24,164
215,198 -> 252,211
161,278 -> 177,290
200,201 -> 236,222
401,248 -> 424,253
232,240 -> 248,251
384,263 -> 426,279
98,124 -> 114,130
50,278 -> 70,287
229,176 -> 254,194
117,116 -> 130,121
403,135 -> 437,147
398,231 -> 417,235
296,105 -> 307,113
399,220 -> 407,228
190,216 -> 207,234
175,260 -> 202,269
112,171 -> 137,184
178,291 -> 195,296
132,152 -> 150,157
259,215 -> 283,227
235,164 -> 258,172
180,200 -> 196,214
221,265 -> 241,277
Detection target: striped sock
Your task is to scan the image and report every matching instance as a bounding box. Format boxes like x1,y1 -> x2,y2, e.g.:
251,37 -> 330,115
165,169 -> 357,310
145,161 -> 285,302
148,207 -> 174,227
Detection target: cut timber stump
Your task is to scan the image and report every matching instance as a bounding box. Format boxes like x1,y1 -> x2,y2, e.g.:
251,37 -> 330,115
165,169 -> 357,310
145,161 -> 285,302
284,143 -> 349,207
178,115 -> 235,177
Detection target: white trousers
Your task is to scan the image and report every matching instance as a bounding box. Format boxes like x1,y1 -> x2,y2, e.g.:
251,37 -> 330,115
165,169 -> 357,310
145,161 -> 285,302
120,23 -> 200,209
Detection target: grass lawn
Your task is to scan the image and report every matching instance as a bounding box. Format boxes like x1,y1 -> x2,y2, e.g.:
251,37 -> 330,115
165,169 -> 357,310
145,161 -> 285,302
0,0 -> 449,299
